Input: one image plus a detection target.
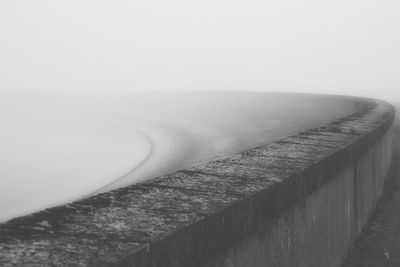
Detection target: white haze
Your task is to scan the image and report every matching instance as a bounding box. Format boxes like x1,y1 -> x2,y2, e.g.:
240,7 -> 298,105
0,1 -> 399,100
0,91 -> 357,222
0,2 -> 399,221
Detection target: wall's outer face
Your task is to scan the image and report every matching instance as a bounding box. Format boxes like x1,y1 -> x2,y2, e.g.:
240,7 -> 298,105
0,96 -> 395,267
205,129 -> 393,267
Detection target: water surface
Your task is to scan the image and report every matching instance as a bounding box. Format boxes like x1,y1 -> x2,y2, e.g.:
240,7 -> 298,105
0,91 -> 358,222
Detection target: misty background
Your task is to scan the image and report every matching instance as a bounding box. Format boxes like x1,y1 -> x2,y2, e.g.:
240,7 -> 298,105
0,92 -> 358,222
0,1 -> 399,100
0,1 -> 399,222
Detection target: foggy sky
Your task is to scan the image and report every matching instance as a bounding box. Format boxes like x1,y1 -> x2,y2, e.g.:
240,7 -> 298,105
1,1 -> 399,101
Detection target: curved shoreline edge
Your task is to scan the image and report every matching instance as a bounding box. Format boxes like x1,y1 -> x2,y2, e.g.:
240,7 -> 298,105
0,96 -> 395,267
87,125 -> 156,196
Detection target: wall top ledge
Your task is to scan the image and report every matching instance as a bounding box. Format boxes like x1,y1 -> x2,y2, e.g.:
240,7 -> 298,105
0,96 -> 395,267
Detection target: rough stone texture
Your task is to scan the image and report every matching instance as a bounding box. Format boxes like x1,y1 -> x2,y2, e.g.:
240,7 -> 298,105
341,105 -> 400,267
0,96 -> 395,266
204,164 -> 357,267
204,128 -> 393,267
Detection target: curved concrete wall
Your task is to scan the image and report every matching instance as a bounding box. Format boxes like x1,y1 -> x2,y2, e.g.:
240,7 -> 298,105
205,113 -> 394,267
0,96 -> 395,267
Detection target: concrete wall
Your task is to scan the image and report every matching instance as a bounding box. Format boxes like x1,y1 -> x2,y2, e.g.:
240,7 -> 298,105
205,129 -> 393,267
0,96 -> 395,267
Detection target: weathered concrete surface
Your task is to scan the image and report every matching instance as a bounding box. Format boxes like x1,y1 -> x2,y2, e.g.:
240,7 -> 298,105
204,123 -> 394,267
341,105 -> 400,267
0,96 -> 395,266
